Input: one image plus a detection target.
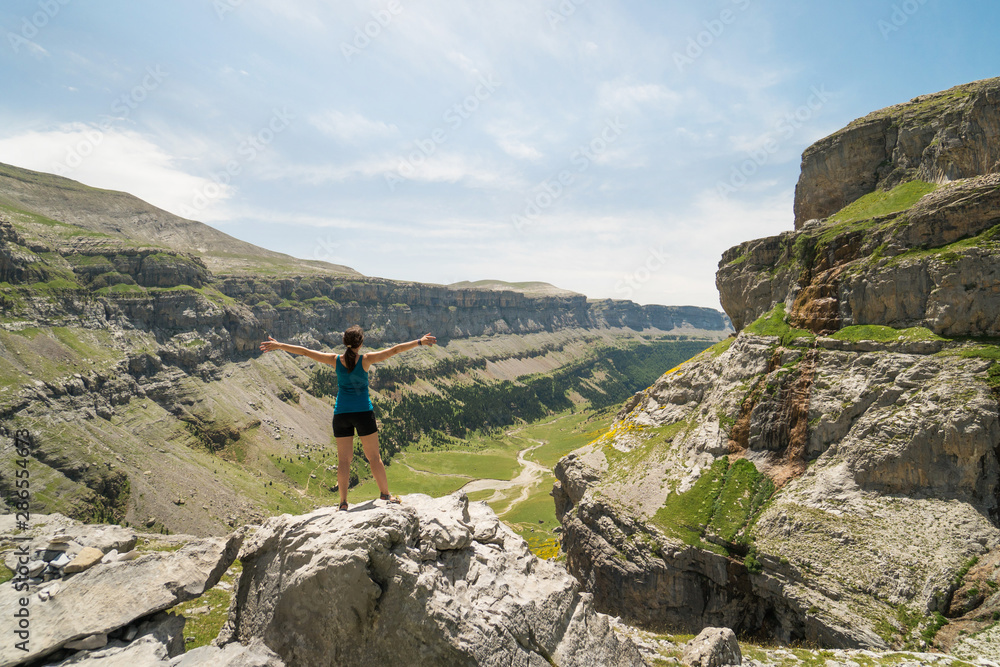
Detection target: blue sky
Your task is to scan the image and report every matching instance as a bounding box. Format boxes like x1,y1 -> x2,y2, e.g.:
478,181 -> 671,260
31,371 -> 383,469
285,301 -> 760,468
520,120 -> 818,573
0,0 -> 997,309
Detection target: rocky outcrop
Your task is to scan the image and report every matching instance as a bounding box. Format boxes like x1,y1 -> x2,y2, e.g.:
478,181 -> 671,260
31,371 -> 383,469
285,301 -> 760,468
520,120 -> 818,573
0,515 -> 243,666
794,77 -> 1000,227
719,174 -> 1000,336
0,497 -> 646,667
555,333 -> 1000,648
558,79 -> 1000,655
219,493 -> 646,667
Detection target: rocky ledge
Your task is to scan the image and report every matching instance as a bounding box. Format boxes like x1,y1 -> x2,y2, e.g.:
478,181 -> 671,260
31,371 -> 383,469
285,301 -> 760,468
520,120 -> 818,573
0,494 -> 645,667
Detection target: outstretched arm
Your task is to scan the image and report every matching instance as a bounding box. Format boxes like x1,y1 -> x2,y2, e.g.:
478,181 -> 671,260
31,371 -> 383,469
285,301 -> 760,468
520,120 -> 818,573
364,333 -> 436,366
259,336 -> 337,366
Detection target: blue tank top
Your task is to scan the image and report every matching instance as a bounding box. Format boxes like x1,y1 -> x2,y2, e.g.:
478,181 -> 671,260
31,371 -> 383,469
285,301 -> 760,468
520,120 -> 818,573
334,354 -> 373,414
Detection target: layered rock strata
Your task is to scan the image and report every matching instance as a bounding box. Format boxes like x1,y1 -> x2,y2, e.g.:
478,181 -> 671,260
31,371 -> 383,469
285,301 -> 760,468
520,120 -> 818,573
794,77 -> 1000,227
719,173 -> 1000,334
557,79 -> 1000,653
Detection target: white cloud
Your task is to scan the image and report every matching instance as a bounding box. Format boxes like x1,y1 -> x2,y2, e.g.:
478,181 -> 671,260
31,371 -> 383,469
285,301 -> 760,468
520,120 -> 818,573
598,81 -> 681,113
309,110 -> 398,143
486,119 -> 545,161
260,151 -> 525,191
0,124 -> 233,221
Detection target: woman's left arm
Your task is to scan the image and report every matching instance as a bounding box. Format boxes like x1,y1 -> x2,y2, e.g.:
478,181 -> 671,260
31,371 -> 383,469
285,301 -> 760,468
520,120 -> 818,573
364,333 -> 436,366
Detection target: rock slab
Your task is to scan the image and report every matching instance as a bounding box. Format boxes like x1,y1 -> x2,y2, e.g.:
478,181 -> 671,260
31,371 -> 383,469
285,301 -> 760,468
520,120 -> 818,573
0,531 -> 242,666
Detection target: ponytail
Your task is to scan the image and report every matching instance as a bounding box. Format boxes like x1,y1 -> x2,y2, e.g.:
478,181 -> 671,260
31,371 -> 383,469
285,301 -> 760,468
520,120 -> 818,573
342,325 -> 364,372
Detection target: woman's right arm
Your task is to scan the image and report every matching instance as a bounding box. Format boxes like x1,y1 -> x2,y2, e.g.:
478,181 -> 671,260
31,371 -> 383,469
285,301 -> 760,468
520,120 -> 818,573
259,336 -> 337,365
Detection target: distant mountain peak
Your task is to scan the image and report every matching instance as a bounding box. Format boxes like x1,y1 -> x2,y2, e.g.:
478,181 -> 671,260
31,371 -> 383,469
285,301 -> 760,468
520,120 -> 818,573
0,161 -> 360,278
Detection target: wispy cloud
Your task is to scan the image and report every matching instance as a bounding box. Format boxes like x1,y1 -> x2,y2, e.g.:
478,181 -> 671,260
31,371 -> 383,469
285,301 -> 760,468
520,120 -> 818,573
0,125 -> 232,221
309,110 -> 398,143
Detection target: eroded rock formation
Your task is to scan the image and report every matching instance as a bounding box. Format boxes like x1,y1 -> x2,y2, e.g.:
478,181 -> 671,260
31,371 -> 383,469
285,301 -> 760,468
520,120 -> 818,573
557,79 -> 1000,654
794,77 -> 1000,227
219,493 -> 645,667
0,498 -> 646,667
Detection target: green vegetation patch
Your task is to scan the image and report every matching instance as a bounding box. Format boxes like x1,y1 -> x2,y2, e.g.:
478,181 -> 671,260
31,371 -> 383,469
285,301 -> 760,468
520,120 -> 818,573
743,303 -> 814,345
95,283 -> 148,296
402,450 -> 519,481
653,458 -> 728,551
710,458 -> 775,542
653,457 -> 774,554
831,325 -> 945,343
827,181 -> 939,225
169,559 -> 243,649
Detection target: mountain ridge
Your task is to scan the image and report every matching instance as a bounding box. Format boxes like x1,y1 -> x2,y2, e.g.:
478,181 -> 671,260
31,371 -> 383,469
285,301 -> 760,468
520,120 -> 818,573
0,160 -> 730,537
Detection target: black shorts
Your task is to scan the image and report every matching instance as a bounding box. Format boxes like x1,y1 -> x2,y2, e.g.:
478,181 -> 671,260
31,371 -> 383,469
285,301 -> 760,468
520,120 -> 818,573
332,410 -> 378,438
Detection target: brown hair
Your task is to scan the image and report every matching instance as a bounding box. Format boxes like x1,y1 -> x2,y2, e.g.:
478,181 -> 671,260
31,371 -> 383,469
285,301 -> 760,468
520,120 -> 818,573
342,325 -> 364,372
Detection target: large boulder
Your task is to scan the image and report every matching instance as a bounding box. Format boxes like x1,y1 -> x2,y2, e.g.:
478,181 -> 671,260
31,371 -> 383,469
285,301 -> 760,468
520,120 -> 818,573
682,627 -> 742,667
218,493 -> 647,667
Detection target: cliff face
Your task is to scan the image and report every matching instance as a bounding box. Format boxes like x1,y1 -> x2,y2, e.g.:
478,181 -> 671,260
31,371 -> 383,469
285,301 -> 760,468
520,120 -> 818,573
719,173 -> 1000,333
555,334 -> 998,647
794,78 -> 1000,227
557,80 -> 1000,653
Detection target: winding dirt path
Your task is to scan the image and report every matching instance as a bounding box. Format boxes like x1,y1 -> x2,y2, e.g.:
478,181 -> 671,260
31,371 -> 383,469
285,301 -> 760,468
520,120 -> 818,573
452,413 -> 570,513
458,440 -> 548,506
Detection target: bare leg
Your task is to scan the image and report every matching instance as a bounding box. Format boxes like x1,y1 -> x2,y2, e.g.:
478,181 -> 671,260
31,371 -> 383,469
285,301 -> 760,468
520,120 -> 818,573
359,432 -> 390,497
336,435 -> 354,506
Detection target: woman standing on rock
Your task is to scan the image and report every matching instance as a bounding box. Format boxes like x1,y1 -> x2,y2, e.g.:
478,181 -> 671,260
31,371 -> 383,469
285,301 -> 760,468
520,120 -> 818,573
259,326 -> 436,510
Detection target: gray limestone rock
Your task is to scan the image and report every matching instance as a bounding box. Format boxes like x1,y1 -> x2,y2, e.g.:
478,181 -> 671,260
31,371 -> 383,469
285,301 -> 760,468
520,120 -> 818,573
793,78 -> 1000,227
169,640 -> 286,666
681,627 -> 742,667
40,612 -> 186,666
555,331 -> 1000,649
219,493 -> 646,667
0,532 -> 242,666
